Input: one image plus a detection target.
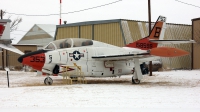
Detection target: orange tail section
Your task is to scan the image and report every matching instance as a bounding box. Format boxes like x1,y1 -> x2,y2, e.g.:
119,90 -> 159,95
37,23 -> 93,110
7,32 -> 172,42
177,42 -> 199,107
126,37 -> 157,50
126,16 -> 166,50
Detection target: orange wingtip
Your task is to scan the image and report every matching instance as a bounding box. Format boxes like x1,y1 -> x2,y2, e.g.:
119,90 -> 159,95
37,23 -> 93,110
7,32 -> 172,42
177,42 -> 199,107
150,47 -> 189,57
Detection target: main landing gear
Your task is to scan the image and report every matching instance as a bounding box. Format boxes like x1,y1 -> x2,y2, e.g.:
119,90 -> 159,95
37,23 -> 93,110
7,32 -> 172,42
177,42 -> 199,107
132,68 -> 140,84
132,76 -> 140,84
44,77 -> 53,85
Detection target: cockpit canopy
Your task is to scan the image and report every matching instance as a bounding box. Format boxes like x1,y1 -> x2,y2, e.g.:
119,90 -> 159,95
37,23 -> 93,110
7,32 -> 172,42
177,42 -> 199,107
44,38 -> 93,50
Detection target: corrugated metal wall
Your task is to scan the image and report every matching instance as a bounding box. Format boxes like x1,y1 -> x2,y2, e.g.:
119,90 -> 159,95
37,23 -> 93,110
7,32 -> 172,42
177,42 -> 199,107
192,19 -> 200,69
121,20 -> 133,44
94,23 -> 124,47
80,25 -> 92,39
56,26 -> 79,40
0,45 -> 37,70
160,24 -> 192,69
56,22 -> 124,47
127,21 -> 143,42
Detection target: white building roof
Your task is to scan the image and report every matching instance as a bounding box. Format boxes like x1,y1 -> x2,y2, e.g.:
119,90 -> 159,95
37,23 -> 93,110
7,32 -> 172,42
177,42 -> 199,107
17,24 -> 56,46
36,24 -> 56,37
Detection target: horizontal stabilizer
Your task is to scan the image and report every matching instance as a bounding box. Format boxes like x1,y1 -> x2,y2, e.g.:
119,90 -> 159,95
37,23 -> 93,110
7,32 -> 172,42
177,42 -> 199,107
0,44 -> 24,55
150,40 -> 195,44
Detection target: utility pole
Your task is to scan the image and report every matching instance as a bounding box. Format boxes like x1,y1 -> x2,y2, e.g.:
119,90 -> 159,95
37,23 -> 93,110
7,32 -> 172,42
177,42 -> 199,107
0,10 -> 2,19
59,0 -> 62,25
148,0 -> 152,76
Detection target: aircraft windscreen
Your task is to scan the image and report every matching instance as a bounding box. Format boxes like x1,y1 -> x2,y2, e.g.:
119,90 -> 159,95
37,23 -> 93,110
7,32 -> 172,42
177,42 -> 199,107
45,43 -> 55,50
43,39 -> 72,50
72,38 -> 93,47
58,39 -> 72,49
44,38 -> 93,50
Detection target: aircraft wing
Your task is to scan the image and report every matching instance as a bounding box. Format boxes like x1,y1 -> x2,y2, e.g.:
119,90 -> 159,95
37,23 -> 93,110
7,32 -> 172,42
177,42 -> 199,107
92,52 -> 150,61
139,56 -> 160,62
0,44 -> 24,55
150,40 -> 195,44
92,46 -> 189,61
92,53 -> 160,64
93,51 -> 160,81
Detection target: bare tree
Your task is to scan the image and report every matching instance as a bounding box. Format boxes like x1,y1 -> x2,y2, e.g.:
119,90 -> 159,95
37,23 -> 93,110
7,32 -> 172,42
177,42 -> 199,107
0,10 -> 22,32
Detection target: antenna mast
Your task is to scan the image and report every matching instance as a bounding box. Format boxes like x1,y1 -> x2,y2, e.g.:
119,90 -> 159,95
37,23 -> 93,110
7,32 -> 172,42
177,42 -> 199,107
59,0 -> 62,25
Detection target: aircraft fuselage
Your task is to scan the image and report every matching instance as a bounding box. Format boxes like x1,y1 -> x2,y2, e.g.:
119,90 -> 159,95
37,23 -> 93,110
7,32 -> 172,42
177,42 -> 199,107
42,47 -> 136,77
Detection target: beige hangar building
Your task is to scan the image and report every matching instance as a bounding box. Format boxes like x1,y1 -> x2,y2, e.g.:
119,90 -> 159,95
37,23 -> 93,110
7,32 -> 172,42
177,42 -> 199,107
55,19 -> 194,70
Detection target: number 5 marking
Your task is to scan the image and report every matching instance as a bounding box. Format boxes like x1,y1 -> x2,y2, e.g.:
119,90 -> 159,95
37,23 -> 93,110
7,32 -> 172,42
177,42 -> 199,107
49,55 -> 52,63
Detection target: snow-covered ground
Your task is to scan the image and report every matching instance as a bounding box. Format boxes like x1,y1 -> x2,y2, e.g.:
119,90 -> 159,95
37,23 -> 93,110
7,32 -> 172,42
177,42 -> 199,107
0,70 -> 200,111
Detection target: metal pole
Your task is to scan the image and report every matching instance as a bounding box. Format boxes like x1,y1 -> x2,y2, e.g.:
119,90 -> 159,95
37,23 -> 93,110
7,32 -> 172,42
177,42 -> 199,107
170,58 -> 171,70
6,50 -> 8,67
191,20 -> 194,70
7,71 -> 9,88
59,0 -> 62,25
2,49 -> 4,70
1,10 -> 2,19
148,0 -> 153,76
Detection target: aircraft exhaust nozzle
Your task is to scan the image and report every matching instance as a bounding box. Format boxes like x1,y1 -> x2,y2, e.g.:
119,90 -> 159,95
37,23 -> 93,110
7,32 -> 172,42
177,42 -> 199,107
150,47 -> 189,57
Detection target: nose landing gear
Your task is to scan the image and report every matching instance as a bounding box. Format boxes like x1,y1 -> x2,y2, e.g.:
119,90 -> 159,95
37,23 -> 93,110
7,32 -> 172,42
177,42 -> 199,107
44,77 -> 53,85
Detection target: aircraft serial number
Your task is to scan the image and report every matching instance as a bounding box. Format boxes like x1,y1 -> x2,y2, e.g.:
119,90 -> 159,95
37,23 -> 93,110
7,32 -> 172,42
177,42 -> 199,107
30,56 -> 45,62
136,43 -> 153,49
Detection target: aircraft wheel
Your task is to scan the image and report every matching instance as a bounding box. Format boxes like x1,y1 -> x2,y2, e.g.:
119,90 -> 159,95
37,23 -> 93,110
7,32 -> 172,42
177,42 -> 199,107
44,77 -> 53,85
132,77 -> 140,84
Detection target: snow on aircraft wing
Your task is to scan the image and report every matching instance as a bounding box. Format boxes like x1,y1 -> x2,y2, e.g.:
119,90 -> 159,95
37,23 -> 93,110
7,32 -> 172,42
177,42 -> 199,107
92,52 -> 150,61
92,54 -> 160,63
92,46 -> 190,60
149,40 -> 195,44
0,44 -> 24,55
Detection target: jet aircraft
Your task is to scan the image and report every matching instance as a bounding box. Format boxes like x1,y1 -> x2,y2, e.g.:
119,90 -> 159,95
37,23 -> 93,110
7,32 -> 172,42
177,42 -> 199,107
18,16 -> 194,85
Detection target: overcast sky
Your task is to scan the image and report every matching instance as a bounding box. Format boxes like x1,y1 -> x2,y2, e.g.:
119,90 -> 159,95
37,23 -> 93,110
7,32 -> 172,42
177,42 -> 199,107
1,0 -> 200,43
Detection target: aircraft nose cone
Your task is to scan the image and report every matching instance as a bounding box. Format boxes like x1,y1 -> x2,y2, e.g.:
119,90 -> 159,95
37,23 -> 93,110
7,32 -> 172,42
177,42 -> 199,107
17,49 -> 49,71
17,49 -> 49,64
18,55 -> 24,63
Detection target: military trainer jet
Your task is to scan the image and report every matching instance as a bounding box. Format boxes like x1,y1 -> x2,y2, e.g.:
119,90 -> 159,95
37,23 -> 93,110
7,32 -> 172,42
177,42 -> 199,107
18,16 -> 194,85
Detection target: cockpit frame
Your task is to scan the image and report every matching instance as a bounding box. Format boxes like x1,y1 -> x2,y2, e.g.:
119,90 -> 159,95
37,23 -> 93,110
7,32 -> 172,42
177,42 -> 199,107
43,38 -> 93,50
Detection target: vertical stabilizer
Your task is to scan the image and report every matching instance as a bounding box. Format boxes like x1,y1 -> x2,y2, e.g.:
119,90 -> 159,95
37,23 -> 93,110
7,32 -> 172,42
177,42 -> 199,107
126,16 -> 166,50
149,16 -> 166,40
0,19 -> 11,39
0,19 -> 24,55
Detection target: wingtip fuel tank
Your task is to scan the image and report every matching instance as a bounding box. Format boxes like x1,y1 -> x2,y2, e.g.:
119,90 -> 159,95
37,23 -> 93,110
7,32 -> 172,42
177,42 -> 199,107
150,47 -> 189,57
